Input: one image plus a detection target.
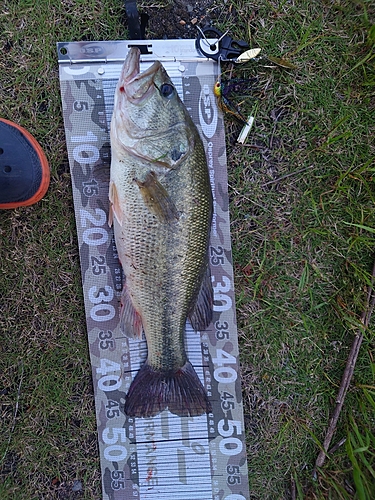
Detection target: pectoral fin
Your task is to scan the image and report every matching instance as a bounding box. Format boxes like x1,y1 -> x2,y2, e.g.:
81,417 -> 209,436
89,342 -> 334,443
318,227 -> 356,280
109,181 -> 122,227
135,171 -> 179,223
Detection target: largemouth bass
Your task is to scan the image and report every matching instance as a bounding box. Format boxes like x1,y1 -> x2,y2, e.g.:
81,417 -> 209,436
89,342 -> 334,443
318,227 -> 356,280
110,48 -> 213,418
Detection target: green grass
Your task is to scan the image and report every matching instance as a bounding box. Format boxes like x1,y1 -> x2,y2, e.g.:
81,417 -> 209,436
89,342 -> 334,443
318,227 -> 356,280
1,0 -> 375,498
0,1 -> 125,498
222,0 -> 375,497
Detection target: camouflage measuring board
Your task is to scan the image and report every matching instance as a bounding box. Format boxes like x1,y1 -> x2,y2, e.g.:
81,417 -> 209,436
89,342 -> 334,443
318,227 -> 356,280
57,39 -> 249,500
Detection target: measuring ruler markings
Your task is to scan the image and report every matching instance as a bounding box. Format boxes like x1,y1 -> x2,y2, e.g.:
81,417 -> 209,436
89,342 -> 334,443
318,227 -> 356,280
58,40 -> 249,500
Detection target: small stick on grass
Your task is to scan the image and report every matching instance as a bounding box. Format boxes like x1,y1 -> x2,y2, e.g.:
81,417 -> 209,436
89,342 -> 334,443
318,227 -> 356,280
314,259 -> 375,474
0,361 -> 24,465
290,475 -> 296,500
261,165 -> 315,187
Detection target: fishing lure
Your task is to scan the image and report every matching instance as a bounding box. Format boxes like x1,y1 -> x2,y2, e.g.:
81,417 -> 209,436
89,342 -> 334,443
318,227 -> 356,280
214,78 -> 258,126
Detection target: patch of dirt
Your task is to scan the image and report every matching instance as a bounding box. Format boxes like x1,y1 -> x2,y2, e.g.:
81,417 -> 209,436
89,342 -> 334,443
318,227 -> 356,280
140,0 -> 218,39
49,479 -> 83,499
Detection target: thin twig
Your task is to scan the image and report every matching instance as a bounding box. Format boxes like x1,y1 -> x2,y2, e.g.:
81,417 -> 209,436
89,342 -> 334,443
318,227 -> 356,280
261,165 -> 315,186
0,361 -> 24,465
328,436 -> 347,455
313,259 -> 375,474
290,475 -> 296,500
228,62 -> 234,81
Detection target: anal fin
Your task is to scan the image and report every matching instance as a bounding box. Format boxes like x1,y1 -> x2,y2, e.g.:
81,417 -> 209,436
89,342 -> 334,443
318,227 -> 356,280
188,262 -> 213,331
119,281 -> 143,339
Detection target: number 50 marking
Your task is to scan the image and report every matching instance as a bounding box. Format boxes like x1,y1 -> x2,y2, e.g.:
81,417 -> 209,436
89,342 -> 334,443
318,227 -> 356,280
218,419 -> 243,457
102,427 -> 127,462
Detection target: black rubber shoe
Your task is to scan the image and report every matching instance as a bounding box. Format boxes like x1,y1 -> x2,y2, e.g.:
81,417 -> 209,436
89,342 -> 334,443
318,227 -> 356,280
0,118 -> 50,209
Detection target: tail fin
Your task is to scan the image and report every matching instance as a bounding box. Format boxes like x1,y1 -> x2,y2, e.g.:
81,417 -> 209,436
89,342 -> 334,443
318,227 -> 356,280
124,361 -> 212,418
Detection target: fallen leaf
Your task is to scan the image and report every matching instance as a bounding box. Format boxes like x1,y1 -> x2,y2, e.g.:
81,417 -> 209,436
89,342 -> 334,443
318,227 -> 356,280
242,264 -> 253,276
267,55 -> 297,69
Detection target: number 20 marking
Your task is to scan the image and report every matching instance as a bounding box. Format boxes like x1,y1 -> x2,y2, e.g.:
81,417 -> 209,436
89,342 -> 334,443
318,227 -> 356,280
80,208 -> 108,246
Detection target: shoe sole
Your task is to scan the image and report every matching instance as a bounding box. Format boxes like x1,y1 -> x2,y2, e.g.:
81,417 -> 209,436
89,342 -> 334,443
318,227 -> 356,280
0,118 -> 50,209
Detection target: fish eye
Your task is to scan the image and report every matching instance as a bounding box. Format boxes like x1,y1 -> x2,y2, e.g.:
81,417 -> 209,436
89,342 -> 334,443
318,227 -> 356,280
160,83 -> 175,99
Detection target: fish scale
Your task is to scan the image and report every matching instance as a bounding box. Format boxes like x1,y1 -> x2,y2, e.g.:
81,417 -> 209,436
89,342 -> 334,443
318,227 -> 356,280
114,145 -> 210,368
110,48 -> 213,417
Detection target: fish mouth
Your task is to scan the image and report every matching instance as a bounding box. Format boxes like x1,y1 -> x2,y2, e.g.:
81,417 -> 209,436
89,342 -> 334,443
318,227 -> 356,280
120,47 -> 141,84
119,47 -> 161,102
